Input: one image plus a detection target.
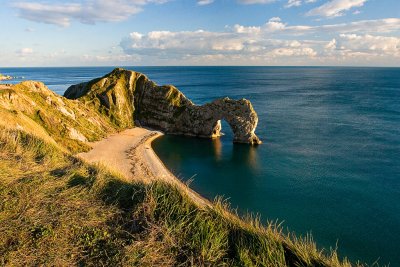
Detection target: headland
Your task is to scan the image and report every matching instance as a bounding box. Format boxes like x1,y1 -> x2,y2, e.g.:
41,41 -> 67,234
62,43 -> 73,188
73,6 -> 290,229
0,68 -> 359,266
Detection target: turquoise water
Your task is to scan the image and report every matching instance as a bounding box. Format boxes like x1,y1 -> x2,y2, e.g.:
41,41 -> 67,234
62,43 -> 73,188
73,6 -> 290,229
1,67 -> 400,265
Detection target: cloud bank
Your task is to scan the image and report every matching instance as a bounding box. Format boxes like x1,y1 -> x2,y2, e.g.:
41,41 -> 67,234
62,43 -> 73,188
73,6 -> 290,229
120,17 -> 400,65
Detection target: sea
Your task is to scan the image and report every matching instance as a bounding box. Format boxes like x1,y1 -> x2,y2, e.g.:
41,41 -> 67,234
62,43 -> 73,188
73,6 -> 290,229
1,66 -> 399,266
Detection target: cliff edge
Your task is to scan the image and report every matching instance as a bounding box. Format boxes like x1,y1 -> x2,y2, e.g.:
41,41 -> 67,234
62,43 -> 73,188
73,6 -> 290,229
64,68 -> 261,145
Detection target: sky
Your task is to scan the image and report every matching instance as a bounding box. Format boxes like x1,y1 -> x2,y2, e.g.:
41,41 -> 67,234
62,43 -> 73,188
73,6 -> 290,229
0,0 -> 399,67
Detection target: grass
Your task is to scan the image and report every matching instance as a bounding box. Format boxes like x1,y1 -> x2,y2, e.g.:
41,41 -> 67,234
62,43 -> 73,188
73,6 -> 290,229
66,68 -> 136,129
0,75 -> 374,266
0,81 -> 118,154
0,127 -> 371,266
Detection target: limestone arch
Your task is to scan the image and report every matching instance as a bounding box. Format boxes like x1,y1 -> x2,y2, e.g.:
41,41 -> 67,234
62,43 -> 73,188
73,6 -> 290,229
205,98 -> 261,145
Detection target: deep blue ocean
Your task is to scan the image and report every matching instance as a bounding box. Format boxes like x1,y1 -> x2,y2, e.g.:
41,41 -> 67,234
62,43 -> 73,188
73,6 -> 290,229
1,66 -> 399,266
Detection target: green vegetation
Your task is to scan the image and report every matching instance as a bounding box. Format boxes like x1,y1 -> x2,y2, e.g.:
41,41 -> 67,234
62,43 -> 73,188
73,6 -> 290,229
64,68 -> 136,129
165,85 -> 183,107
0,81 -> 117,153
0,78 -> 371,266
0,126 -> 366,266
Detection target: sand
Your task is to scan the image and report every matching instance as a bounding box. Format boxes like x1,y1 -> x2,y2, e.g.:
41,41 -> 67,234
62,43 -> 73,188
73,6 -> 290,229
77,127 -> 210,207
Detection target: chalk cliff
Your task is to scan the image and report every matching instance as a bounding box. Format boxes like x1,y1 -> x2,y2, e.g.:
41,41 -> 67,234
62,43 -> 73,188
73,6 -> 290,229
64,68 -> 261,145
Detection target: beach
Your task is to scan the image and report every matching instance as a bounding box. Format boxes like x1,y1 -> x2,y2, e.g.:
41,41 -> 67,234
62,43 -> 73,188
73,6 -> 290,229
2,66 -> 399,265
77,127 -> 210,207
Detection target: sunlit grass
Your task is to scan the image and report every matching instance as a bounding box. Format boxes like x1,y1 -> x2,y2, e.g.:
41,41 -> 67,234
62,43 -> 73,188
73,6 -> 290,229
0,127 -> 371,266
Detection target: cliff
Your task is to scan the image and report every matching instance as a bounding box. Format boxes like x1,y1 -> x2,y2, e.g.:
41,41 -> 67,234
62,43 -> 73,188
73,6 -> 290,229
64,68 -> 261,145
0,73 -> 358,267
0,67 -> 261,153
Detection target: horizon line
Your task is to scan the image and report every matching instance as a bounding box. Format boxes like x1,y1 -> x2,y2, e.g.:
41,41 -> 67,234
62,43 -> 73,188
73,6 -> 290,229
1,65 -> 400,69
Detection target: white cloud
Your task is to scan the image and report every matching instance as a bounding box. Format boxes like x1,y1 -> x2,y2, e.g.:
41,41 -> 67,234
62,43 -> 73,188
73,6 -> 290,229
319,18 -> 400,33
286,0 -> 302,8
231,17 -> 400,36
269,47 -> 317,57
265,17 -> 287,31
234,24 -> 262,34
121,30 -> 242,55
120,17 -> 400,66
16,48 -> 34,57
13,0 -> 170,27
325,38 -> 337,51
197,0 -> 214,5
337,34 -> 400,56
233,17 -> 286,34
285,0 -> 316,8
82,53 -> 140,63
307,0 -> 367,17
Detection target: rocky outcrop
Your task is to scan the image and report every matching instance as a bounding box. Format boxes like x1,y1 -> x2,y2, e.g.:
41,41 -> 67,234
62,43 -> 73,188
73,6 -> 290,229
0,74 -> 12,81
65,68 -> 261,145
0,81 -> 117,153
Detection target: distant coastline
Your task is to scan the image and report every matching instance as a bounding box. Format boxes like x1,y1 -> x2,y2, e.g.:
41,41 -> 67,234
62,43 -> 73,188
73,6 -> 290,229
0,73 -> 12,81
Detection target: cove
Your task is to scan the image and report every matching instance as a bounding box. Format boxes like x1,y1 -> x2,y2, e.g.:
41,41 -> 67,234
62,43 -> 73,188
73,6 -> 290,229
151,66 -> 400,266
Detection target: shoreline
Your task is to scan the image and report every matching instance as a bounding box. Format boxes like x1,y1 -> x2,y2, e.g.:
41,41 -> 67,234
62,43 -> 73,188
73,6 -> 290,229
77,127 -> 211,207
144,131 -> 211,207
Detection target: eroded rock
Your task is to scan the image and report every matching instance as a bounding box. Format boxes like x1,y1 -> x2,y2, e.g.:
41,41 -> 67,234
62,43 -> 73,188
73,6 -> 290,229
68,127 -> 87,142
65,68 -> 261,145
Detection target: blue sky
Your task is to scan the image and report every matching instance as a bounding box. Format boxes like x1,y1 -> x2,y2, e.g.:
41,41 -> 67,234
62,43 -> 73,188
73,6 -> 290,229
0,0 -> 399,66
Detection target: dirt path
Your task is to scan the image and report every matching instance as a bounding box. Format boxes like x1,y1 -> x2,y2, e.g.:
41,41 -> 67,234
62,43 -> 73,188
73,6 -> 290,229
77,127 -> 210,207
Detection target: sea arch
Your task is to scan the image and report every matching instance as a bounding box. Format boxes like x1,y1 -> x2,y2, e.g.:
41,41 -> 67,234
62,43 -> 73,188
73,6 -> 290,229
183,97 -> 262,145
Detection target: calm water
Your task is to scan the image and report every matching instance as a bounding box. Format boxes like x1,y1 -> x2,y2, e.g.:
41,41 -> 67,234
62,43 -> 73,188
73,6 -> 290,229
1,67 -> 399,265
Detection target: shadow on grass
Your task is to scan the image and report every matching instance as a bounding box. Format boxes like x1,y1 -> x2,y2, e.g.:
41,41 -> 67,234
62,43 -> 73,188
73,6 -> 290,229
99,179 -> 146,211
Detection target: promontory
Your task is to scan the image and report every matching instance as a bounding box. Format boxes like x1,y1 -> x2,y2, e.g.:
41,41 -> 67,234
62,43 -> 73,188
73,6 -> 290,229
64,68 -> 261,145
0,68 -> 357,266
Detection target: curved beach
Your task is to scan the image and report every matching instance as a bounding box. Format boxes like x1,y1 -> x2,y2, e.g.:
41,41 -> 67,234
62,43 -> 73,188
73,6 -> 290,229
77,127 -> 210,207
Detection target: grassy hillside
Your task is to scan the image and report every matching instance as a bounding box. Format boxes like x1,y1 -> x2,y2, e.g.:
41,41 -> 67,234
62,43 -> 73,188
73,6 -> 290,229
0,79 -> 367,266
0,82 -> 118,153
0,127 -> 361,266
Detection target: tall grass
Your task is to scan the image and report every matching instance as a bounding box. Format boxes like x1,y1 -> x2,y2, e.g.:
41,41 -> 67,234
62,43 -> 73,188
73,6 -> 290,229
0,127 -> 370,266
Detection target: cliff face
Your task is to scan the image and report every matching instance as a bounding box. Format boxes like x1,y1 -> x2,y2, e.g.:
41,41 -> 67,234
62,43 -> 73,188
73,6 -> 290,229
65,68 -> 261,145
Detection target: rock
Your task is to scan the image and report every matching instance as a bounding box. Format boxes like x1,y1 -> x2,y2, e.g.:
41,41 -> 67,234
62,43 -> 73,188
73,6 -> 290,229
0,74 -> 12,81
58,106 -> 76,119
0,81 -> 118,153
175,97 -> 261,145
65,68 -> 136,129
65,68 -> 261,145
68,127 -> 87,142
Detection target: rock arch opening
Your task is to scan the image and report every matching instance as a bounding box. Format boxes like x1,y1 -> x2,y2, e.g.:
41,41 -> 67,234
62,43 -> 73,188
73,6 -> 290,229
65,68 -> 261,145
219,119 -> 234,140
